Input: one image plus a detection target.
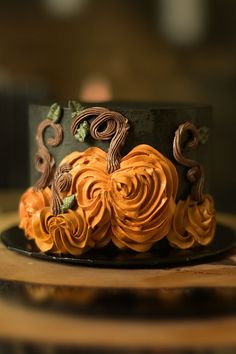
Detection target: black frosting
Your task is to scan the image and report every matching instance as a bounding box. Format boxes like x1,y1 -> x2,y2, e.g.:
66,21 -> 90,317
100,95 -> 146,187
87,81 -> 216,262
29,102 -> 212,201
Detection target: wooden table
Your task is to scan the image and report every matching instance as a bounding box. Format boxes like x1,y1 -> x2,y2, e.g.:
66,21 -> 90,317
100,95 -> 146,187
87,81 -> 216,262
0,210 -> 236,351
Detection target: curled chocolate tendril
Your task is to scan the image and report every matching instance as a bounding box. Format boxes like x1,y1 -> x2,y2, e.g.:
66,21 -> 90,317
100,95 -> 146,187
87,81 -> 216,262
34,119 -> 63,191
71,107 -> 130,173
51,163 -> 72,215
173,122 -> 204,203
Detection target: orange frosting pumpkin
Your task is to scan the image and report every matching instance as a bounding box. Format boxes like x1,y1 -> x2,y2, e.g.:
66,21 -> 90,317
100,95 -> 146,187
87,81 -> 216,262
62,148 -> 112,249
32,207 -> 92,255
20,145 -> 216,255
19,187 -> 51,239
60,144 -> 178,252
167,194 -> 216,249
110,145 -> 178,251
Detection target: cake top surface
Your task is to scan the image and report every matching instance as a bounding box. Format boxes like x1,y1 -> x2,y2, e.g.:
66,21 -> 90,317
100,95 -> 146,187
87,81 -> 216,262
30,101 -> 211,112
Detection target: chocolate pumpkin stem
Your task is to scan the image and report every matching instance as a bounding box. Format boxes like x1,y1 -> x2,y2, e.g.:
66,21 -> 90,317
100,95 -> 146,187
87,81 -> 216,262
51,163 -> 72,215
71,107 -> 129,173
173,122 -> 205,203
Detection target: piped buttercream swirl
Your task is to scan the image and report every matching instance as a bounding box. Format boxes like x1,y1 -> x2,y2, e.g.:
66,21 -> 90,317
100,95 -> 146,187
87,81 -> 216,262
110,145 -> 178,251
21,144 -> 180,254
61,148 -> 112,249
167,194 -> 216,249
60,144 -> 178,252
32,207 -> 92,255
19,187 -> 51,239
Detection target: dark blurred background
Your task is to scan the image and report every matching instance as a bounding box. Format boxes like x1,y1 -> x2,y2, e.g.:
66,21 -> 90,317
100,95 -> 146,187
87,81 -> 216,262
0,0 -> 235,212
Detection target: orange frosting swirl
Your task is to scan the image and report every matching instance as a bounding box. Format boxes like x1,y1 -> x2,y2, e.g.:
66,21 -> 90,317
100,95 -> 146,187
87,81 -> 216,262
62,148 -> 112,248
32,207 -> 92,255
110,145 -> 178,251
61,144 -> 178,252
20,145 -> 180,254
167,194 -> 216,249
19,187 -> 51,239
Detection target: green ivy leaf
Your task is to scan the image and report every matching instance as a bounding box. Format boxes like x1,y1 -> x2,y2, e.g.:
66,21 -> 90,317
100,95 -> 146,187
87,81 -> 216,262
75,121 -> 90,142
47,103 -> 61,123
68,100 -> 84,119
60,195 -> 76,214
199,126 -> 209,144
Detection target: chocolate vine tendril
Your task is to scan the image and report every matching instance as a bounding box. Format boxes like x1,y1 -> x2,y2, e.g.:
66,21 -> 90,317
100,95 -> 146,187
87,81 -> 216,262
173,122 -> 205,203
33,119 -> 63,191
71,107 -> 130,173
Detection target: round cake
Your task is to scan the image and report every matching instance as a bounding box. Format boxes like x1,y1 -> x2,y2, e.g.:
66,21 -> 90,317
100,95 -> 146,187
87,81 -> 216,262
19,101 -> 216,255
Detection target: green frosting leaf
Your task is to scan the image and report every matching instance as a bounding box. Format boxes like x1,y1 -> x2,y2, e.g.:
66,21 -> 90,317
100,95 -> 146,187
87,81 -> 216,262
199,126 -> 209,144
75,121 -> 90,142
47,103 -> 61,123
60,195 -> 76,214
68,100 -> 84,119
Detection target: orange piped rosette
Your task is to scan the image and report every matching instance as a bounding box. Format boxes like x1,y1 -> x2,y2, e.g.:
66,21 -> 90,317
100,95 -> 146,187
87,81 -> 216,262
167,194 -> 216,249
19,187 -> 51,239
109,145 -> 178,251
20,144 -> 179,255
62,147 -> 112,249
32,207 -> 92,255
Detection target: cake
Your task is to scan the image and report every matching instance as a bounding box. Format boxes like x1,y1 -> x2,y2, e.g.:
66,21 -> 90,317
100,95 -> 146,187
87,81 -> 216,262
19,102 -> 216,255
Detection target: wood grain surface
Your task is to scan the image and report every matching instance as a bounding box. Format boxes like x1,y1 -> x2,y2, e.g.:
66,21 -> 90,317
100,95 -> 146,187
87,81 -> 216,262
0,296 -> 236,349
0,210 -> 236,349
0,212 -> 236,289
1,242 -> 236,289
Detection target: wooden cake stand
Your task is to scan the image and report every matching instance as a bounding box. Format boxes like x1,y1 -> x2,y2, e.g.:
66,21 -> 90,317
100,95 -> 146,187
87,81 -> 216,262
0,211 -> 236,351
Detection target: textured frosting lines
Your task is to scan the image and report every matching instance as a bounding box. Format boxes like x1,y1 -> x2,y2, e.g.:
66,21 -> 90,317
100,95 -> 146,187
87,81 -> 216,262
19,187 -> 51,239
168,121 -> 216,249
60,144 -> 178,252
110,145 -> 178,251
32,208 -> 92,255
62,147 -> 110,246
19,142 -> 215,255
61,148 -> 111,249
19,186 -> 93,255
167,195 -> 216,249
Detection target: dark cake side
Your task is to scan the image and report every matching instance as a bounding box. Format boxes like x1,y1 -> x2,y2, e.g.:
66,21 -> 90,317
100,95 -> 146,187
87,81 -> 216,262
29,102 -> 212,201
18,101 -> 216,255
